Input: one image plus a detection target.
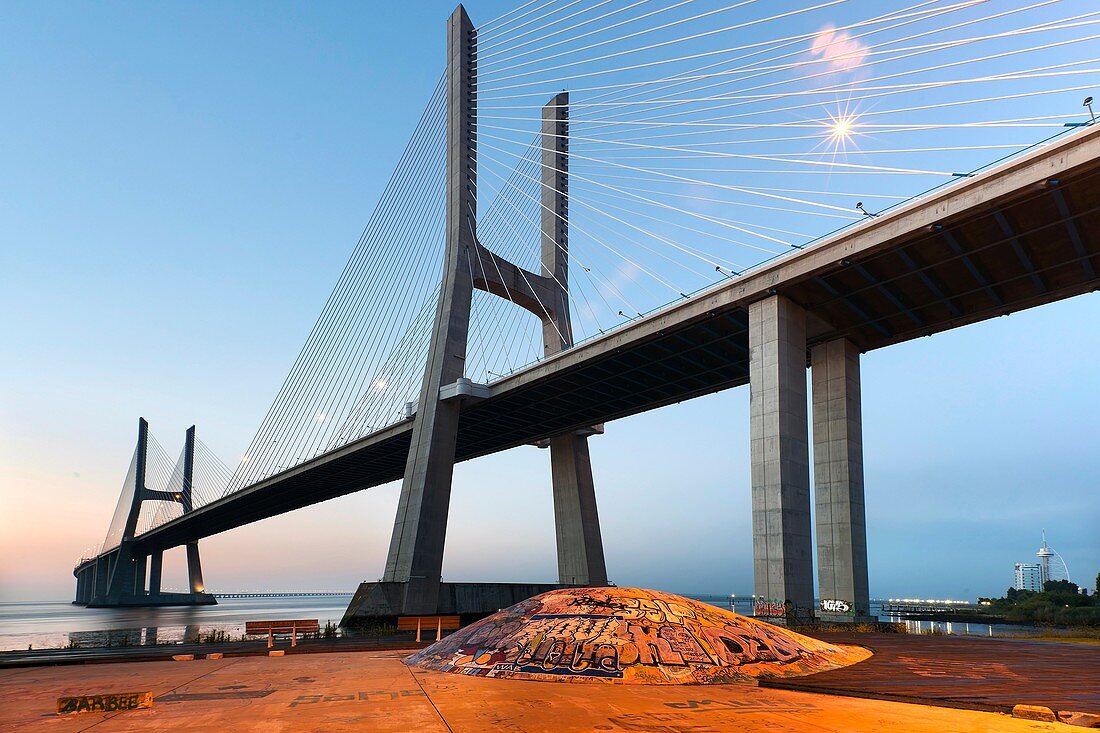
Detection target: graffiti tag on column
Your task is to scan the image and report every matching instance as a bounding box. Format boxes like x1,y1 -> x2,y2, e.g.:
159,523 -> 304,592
820,599 -> 852,614
752,598 -> 788,617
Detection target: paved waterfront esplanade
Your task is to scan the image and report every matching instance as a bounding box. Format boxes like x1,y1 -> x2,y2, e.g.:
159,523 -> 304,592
74,4 -> 1100,624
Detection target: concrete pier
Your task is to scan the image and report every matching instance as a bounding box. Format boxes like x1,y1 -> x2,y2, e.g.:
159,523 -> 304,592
548,433 -> 606,585
186,542 -> 205,594
341,581 -> 561,626
811,338 -> 872,621
133,554 -> 146,596
540,91 -> 607,588
382,5 -> 478,614
148,551 -> 163,595
749,294 -> 813,622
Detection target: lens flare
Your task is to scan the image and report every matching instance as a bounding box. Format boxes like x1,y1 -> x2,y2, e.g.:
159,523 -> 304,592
829,114 -> 856,142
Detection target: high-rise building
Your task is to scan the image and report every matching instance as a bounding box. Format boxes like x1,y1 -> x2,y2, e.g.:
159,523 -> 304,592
1036,530 -> 1054,586
1014,562 -> 1042,592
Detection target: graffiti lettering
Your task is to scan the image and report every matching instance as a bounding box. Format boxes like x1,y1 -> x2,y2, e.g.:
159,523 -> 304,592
288,690 -> 424,707
665,698 -> 817,713
820,599 -> 852,614
606,712 -> 721,732
406,588 -> 870,683
753,599 -> 787,618
57,692 -> 153,715
629,624 -> 685,666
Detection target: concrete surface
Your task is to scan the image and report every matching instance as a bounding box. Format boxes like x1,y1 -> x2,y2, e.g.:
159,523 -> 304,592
749,294 -> 814,621
811,338 -> 871,622
381,4 -> 479,616
340,581 -> 562,625
1,647 -> 1082,732
766,631 -> 1100,718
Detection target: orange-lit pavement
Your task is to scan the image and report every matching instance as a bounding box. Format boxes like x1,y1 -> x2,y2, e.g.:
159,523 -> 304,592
0,649 -> 1081,732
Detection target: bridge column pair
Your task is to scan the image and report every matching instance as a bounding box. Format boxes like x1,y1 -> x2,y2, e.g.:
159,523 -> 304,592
79,419 -> 212,606
380,6 -> 605,616
142,548 -> 202,595
748,295 -> 870,623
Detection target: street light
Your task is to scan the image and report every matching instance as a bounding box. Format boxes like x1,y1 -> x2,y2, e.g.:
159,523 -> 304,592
1085,96 -> 1096,123
856,201 -> 878,218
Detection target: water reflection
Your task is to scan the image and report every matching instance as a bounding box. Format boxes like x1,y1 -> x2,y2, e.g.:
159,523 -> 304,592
889,617 -> 1061,639
1,596 -> 355,651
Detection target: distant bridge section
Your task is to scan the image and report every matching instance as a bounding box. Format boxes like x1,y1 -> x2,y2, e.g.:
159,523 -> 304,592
211,592 -> 352,599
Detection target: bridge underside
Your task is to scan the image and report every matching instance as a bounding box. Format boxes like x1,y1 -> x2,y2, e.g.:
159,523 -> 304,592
787,168 -> 1100,352
96,307 -> 752,557
83,128 -> 1100,614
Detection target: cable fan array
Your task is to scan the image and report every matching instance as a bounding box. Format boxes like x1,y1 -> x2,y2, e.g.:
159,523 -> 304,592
470,0 -> 1099,362
89,433 -> 233,559
118,0 -> 1096,536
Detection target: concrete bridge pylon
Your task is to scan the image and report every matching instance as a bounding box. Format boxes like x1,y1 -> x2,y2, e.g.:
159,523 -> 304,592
359,4 -> 607,620
74,418 -> 216,607
748,295 -> 872,625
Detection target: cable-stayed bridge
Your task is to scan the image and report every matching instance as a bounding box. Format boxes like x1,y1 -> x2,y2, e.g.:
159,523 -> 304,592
74,1 -> 1100,623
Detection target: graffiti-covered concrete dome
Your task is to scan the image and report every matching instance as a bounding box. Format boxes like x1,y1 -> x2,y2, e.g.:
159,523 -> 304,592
406,587 -> 871,684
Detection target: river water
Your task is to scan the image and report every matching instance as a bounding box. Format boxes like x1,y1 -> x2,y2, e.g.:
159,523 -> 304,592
0,595 -> 1062,652
0,596 -> 355,651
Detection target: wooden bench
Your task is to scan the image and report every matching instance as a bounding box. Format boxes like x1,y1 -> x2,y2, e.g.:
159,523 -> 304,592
245,619 -> 320,648
396,615 -> 460,642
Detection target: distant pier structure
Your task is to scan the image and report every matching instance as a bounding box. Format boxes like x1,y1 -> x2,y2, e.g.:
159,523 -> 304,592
211,592 -> 351,599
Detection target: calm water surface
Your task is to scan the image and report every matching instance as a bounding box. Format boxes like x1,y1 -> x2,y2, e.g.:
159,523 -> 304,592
0,596 -> 354,651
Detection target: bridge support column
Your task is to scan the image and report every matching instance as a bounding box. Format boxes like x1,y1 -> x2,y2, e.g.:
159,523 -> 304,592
382,5 -> 478,615
106,544 -> 140,605
811,338 -> 872,622
93,555 -> 110,600
186,543 -> 206,593
74,568 -> 89,604
148,551 -> 163,595
549,433 -> 607,586
540,92 -> 607,587
749,294 -> 813,624
133,554 -> 147,596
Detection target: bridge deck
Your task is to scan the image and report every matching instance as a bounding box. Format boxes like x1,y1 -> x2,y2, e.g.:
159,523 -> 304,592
86,125 -> 1100,562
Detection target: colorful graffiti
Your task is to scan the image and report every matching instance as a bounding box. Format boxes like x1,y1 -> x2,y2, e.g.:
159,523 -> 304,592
753,598 -> 788,618
406,587 -> 871,684
820,599 -> 853,614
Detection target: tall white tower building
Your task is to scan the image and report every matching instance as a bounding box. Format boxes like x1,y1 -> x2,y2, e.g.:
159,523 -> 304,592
1037,529 -> 1054,586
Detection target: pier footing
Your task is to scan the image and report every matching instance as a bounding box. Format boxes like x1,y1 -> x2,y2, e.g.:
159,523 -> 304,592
82,592 -> 217,608
339,581 -> 562,626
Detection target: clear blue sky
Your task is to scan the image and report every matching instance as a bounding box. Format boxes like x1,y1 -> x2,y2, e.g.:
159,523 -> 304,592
1,0 -> 1097,601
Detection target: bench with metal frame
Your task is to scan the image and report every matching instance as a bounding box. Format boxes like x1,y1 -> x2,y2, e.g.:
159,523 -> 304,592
396,615 -> 460,642
244,619 -> 320,648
